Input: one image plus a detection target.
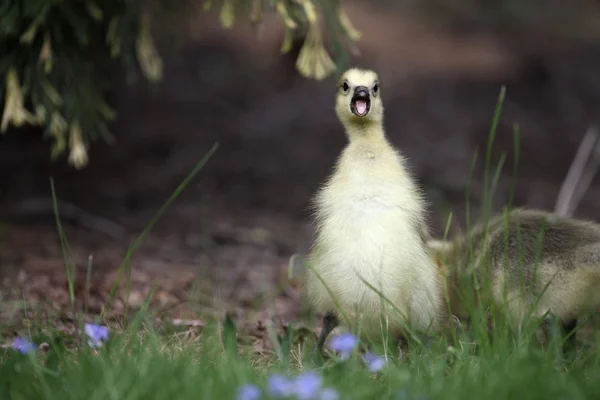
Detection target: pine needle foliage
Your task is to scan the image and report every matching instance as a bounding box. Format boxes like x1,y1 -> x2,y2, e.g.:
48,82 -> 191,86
0,0 -> 360,169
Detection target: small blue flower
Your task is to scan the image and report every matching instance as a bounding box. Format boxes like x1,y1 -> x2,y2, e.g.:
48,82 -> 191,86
236,384 -> 262,400
362,351 -> 386,372
266,374 -> 295,398
318,388 -> 339,400
11,337 -> 35,354
293,371 -> 322,400
328,332 -> 357,360
84,323 -> 109,348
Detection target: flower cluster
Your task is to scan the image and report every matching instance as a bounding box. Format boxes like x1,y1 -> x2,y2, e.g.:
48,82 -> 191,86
236,371 -> 338,400
9,323 -> 109,355
328,332 -> 387,372
362,351 -> 387,373
328,333 -> 357,360
84,323 -> 109,348
11,337 -> 36,354
235,333 -> 387,399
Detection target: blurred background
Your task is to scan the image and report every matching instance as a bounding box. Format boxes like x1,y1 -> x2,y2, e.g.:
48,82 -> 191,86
2,0 -> 600,327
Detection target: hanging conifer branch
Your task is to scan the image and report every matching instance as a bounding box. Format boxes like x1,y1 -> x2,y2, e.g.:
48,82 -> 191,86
0,0 -> 361,169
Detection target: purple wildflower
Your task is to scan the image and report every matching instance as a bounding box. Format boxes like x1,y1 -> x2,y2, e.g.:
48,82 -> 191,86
236,384 -> 262,400
266,374 -> 295,398
318,388 -> 340,400
328,332 -> 358,360
362,351 -> 387,372
11,337 -> 35,354
293,371 -> 323,400
84,323 -> 109,348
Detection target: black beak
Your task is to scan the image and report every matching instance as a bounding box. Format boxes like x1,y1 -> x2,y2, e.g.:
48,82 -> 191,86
353,86 -> 370,99
350,86 -> 371,117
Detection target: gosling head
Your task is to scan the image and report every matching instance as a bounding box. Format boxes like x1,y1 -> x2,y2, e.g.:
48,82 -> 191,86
335,68 -> 383,129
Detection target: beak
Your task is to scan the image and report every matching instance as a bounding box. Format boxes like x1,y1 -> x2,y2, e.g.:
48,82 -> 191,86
353,86 -> 369,99
350,86 -> 371,117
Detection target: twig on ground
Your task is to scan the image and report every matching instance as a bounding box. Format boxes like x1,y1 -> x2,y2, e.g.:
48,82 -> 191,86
0,197 -> 127,239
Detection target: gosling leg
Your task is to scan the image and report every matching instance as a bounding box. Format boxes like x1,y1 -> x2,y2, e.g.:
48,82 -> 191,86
317,312 -> 339,354
541,314 -> 577,357
561,318 -> 577,352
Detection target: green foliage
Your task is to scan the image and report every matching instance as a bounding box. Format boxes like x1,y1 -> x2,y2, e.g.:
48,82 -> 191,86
0,0 -> 360,169
0,0 -> 167,169
3,316 -> 600,400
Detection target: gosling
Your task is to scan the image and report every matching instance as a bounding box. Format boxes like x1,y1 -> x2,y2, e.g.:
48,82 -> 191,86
304,68 -> 447,351
428,208 -> 600,348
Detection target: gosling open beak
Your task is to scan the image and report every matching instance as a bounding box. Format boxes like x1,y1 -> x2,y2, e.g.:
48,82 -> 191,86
350,86 -> 371,117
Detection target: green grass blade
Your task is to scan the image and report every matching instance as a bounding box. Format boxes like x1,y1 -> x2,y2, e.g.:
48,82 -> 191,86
50,178 -> 76,308
102,142 -> 219,320
222,313 -> 238,358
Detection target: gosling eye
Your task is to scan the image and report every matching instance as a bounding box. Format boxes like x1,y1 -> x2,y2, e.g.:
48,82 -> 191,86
342,81 -> 350,93
372,82 -> 379,95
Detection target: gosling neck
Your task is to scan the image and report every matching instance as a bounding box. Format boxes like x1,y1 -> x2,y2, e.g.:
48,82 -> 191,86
343,120 -> 386,143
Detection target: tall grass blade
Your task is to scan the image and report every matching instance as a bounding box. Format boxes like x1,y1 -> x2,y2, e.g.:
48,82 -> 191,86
508,123 -> 521,209
222,313 -> 238,358
481,85 -> 506,227
102,142 -> 219,320
50,178 -> 76,309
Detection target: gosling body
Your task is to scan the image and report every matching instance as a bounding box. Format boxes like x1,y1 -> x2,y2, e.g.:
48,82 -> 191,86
429,208 -> 600,345
305,68 -> 446,347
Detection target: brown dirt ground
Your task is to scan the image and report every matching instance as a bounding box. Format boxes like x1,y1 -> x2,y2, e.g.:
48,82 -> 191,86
2,2 -> 600,345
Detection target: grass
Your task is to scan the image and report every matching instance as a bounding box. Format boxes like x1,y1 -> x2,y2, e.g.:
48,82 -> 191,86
2,316 -> 600,399
2,89 -> 600,400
